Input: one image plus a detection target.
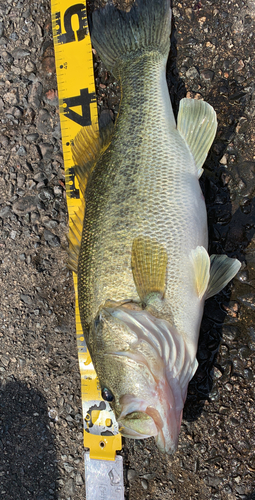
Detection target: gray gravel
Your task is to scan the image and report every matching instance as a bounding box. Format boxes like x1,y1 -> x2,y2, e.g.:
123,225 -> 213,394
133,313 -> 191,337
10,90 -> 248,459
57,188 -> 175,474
0,0 -> 255,499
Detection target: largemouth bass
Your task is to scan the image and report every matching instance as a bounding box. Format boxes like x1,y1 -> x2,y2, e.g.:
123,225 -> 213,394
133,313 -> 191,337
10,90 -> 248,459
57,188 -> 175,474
68,0 -> 241,454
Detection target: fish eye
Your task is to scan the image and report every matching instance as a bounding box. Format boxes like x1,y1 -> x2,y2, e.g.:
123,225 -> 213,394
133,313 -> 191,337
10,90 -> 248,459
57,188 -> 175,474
101,387 -> 114,402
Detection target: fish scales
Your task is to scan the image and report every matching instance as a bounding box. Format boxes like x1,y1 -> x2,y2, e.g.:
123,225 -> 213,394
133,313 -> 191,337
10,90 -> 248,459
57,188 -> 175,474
78,52 -> 205,347
70,0 -> 241,453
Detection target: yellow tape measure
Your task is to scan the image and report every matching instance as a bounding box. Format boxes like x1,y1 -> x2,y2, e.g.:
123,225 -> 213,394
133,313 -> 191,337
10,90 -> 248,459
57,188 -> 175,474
51,0 -> 122,461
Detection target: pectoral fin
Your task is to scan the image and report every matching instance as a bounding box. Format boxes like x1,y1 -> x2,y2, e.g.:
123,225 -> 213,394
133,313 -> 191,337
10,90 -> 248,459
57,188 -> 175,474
131,236 -> 168,303
177,98 -> 217,177
205,254 -> 241,299
190,246 -> 210,299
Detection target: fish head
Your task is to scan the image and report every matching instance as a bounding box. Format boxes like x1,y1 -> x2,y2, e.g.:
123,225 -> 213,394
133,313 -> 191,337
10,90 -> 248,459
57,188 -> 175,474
92,306 -> 194,454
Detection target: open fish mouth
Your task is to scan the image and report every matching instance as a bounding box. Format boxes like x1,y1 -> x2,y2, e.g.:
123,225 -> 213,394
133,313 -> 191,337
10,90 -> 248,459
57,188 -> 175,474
118,410 -> 159,439
117,393 -> 181,454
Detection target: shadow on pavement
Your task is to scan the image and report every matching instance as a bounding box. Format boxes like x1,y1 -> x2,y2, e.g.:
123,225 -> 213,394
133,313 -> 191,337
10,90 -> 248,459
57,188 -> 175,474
0,380 -> 59,500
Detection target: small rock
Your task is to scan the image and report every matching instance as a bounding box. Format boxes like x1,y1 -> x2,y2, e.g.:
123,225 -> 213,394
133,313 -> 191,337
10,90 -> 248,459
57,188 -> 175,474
39,143 -> 54,159
200,69 -> 214,81
36,109 -> 51,134
44,229 -> 60,247
53,185 -> 62,197
42,56 -> 56,76
17,145 -> 27,156
17,174 -> 26,188
10,230 -> 17,240
25,61 -> 36,72
0,206 -> 11,218
0,21 -> 4,37
44,89 -> 58,106
13,196 -> 38,214
63,463 -> 74,473
75,473 -> 84,486
141,479 -> 148,490
38,188 -> 54,202
0,134 -> 9,147
13,47 -> 30,58
4,90 -> 18,106
26,132 -> 39,142
28,81 -> 42,109
220,154 -> 227,165
20,294 -> 32,305
186,66 -> 199,79
64,478 -> 75,495
2,51 -> 13,64
127,469 -> 137,481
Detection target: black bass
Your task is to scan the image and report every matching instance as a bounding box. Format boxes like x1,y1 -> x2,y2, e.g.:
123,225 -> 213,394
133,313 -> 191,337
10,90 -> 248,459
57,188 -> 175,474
68,0 -> 241,454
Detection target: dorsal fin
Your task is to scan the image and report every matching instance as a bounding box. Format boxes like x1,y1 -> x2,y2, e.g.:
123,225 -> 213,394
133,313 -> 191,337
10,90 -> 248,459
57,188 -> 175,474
67,123 -> 114,273
131,236 -> 168,303
67,204 -> 84,273
177,98 -> 217,178
71,122 -> 114,197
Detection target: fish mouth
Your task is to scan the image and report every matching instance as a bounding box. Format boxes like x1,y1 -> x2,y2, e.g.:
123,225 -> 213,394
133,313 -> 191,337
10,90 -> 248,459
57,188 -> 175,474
118,410 -> 159,439
118,395 -> 181,454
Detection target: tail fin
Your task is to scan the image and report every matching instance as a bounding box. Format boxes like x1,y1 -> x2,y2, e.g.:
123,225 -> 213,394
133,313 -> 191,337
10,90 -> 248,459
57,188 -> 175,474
90,0 -> 171,75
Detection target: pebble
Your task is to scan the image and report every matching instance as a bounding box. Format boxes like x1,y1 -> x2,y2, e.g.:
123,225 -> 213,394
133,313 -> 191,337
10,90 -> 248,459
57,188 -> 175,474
17,145 -> 27,156
25,61 -> 36,73
13,47 -> 30,58
0,134 -> 9,147
12,196 -> 38,214
200,69 -> 214,81
28,81 -> 42,109
186,66 -> 199,79
0,206 -> 11,218
39,143 -> 54,159
75,473 -> 84,486
4,90 -> 18,106
26,132 -> 39,142
127,469 -> 137,481
44,229 -> 60,247
36,109 -> 52,134
141,479 -> 148,490
20,294 -> 32,305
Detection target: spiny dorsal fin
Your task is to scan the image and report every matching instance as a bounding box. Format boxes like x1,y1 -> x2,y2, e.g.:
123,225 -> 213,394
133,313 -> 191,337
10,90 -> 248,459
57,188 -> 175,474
205,254 -> 241,299
67,204 -> 84,273
131,236 -> 168,303
190,246 -> 210,299
71,123 -> 113,197
177,98 -> 217,178
67,123 -> 114,273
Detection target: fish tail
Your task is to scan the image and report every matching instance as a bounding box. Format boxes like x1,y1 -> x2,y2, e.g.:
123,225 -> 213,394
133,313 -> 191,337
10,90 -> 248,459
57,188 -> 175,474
89,0 -> 171,75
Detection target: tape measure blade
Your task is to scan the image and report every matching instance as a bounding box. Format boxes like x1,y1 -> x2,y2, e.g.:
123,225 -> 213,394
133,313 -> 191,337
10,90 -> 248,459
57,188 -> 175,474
85,453 -> 124,500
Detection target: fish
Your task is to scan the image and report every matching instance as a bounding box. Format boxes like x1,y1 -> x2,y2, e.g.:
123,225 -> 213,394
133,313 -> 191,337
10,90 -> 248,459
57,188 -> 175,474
68,0 -> 241,454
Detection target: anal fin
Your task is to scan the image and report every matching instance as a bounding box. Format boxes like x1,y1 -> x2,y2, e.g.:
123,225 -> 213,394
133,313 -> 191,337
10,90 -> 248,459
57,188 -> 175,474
131,236 -> 168,304
205,254 -> 241,299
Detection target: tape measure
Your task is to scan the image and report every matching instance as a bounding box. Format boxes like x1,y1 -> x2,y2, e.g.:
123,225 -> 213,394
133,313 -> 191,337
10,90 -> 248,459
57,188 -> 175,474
51,0 -> 123,479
